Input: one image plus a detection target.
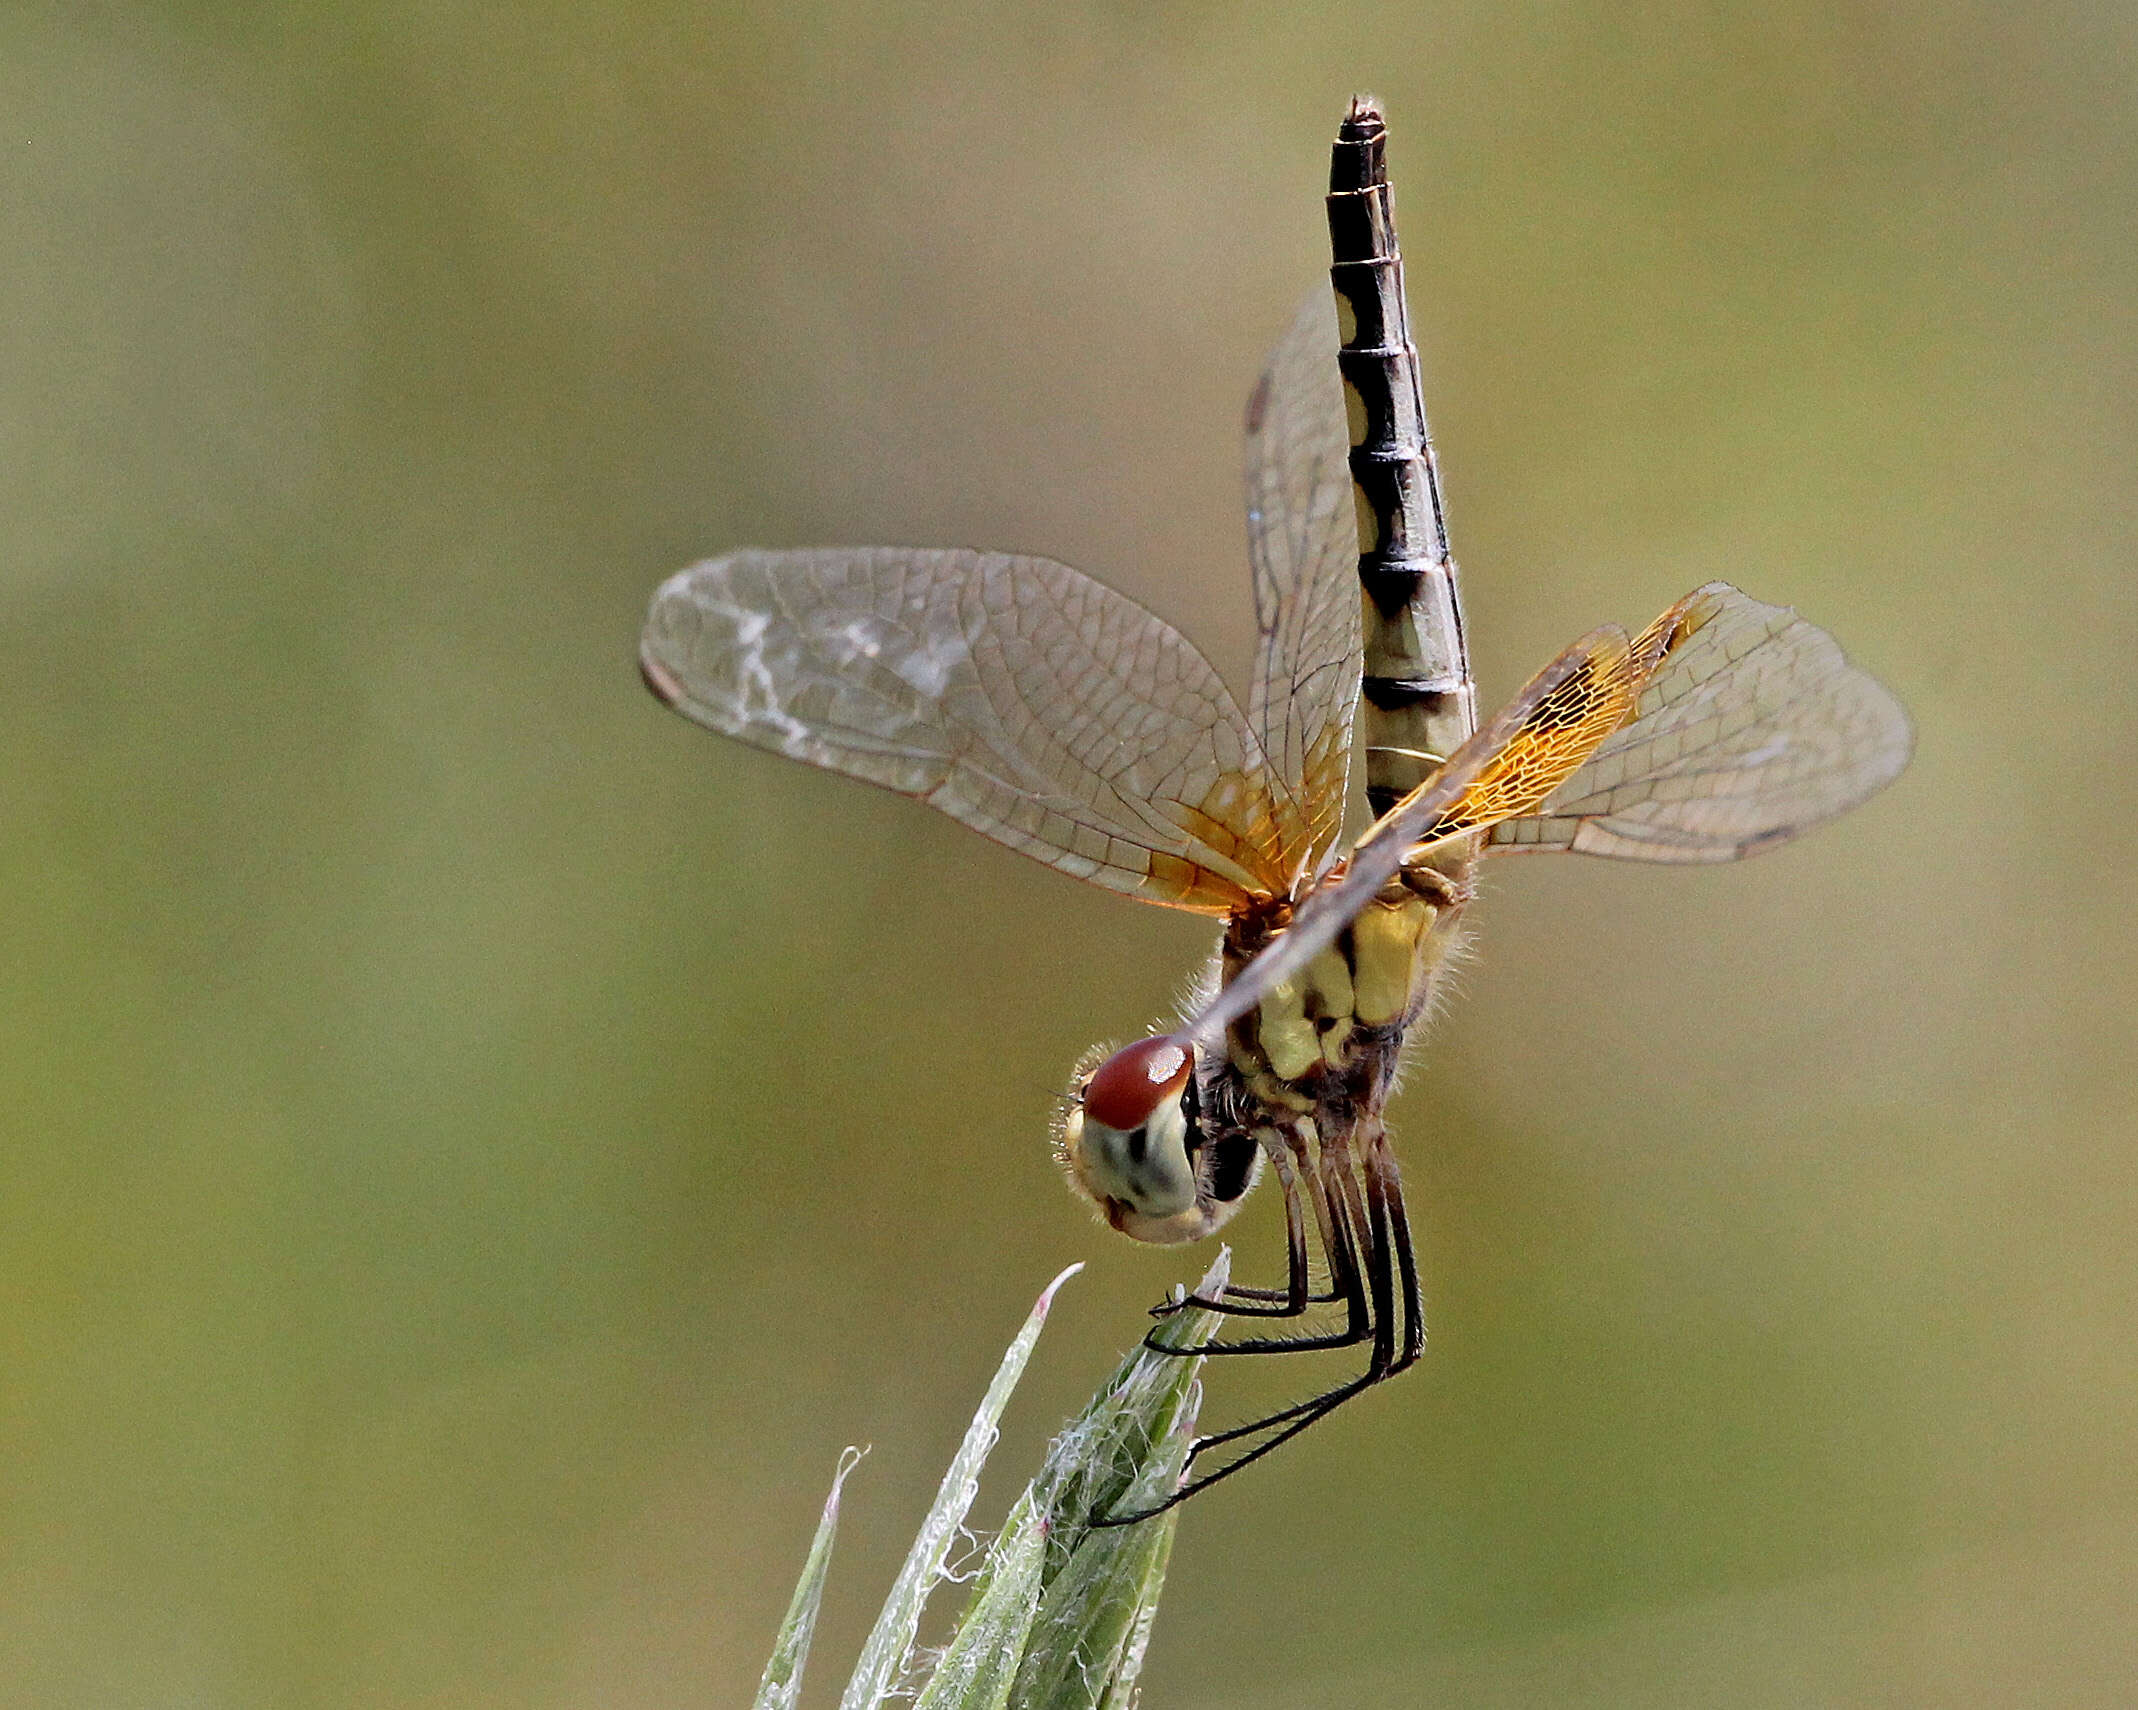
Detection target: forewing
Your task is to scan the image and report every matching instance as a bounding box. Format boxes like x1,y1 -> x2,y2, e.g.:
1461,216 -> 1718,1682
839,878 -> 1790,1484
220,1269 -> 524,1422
1244,291 -> 1361,872
1188,628 -> 1628,1044
641,547 -> 1297,913
1486,583 -> 1913,863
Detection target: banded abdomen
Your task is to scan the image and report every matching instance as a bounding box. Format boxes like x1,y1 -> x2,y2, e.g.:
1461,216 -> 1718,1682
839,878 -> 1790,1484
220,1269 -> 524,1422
1327,96 -> 1477,821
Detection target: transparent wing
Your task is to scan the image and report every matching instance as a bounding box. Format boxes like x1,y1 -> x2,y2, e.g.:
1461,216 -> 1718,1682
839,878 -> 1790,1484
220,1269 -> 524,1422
641,546 -> 1300,914
1486,583 -> 1913,863
1244,290 -> 1362,873
1188,627 -> 1630,1044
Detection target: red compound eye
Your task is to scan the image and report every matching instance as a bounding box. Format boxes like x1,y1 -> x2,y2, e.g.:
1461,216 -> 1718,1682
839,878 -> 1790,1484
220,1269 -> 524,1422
1083,1036 -> 1192,1131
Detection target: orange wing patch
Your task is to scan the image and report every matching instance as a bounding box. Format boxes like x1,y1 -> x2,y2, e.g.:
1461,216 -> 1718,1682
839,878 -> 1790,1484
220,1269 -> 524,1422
1405,627 -> 1645,847
1151,764 -> 1299,913
1140,853 -> 1259,913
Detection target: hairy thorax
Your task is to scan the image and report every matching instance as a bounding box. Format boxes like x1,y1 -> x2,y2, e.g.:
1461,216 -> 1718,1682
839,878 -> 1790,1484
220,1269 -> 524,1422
1213,846 -> 1477,1132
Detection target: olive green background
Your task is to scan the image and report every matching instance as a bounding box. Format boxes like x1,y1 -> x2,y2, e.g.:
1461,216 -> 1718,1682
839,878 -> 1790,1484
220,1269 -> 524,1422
5,3 -> 2133,1706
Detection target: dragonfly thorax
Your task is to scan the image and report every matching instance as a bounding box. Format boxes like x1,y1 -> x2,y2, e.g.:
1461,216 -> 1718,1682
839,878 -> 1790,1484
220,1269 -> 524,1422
1055,1035 -> 1262,1245
1221,862 -> 1473,1105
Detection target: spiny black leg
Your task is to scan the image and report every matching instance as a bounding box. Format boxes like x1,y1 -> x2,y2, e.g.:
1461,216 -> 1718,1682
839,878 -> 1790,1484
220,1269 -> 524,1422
1211,1153 -> 1324,1307
1160,1317 -> 1372,1357
1092,1366 -> 1383,1525
1228,1129 -> 1348,1302
1193,1143 -> 1405,1427
1213,1281 -> 1346,1304
1346,1131 -> 1398,1382
1320,1131 -> 1377,1352
1277,1128 -> 1393,1387
1374,1138 -> 1426,1374
1272,1122 -> 1355,1319
1150,1133 -> 1341,1319
1188,1381 -> 1355,1453
1168,1139 -> 1387,1357
1153,1141 -> 1315,1321
1097,1134 -> 1426,1526
1199,1158 -> 1344,1316
1142,1128 -> 1370,1357
1141,1275 -> 1370,1356
1246,1132 -> 1311,1306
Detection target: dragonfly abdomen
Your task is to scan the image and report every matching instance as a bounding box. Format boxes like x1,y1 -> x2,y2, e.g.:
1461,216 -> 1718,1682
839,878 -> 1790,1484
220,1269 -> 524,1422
1328,97 -> 1477,817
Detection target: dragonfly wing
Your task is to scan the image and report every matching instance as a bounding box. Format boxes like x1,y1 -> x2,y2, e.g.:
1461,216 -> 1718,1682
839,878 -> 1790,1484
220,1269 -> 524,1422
1188,627 -> 1631,1043
1245,290 -> 1361,872
642,546 -> 1296,914
1486,583 -> 1913,863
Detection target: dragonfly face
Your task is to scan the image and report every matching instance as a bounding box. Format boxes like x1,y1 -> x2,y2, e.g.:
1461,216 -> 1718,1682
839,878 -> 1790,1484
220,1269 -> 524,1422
639,97 -> 1913,1517
1056,1034 -> 1264,1245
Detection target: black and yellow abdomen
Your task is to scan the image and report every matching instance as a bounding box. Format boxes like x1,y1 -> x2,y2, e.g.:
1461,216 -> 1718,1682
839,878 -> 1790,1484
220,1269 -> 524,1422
1327,99 -> 1477,818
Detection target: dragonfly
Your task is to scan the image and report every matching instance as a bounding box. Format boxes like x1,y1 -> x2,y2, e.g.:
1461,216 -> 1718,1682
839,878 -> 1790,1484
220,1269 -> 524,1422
639,97 -> 1912,1517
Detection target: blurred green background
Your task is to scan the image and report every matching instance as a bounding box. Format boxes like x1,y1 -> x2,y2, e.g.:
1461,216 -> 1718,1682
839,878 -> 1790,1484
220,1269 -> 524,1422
4,2 -> 2134,1705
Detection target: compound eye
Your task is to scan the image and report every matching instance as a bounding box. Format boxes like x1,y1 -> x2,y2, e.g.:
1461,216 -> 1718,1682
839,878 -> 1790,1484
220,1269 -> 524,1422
1082,1035 -> 1193,1131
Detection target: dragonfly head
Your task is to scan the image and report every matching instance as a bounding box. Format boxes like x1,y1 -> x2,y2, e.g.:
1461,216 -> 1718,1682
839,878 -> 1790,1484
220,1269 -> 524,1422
1056,1034 -> 1261,1245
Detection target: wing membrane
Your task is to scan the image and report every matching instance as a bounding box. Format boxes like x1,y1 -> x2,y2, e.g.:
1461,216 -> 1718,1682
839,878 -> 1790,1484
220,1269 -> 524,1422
1487,583 -> 1913,863
1245,291 -> 1361,872
641,547 -> 1299,913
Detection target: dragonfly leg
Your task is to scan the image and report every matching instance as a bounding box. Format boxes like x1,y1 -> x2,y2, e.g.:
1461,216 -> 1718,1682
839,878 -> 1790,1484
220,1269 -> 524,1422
1368,1129 -> 1427,1374
1094,1371 -> 1380,1524
1096,1135 -> 1406,1525
1140,1124 -> 1370,1355
1152,1130 -> 1339,1320
1213,1139 -> 1316,1307
1327,1119 -> 1398,1380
